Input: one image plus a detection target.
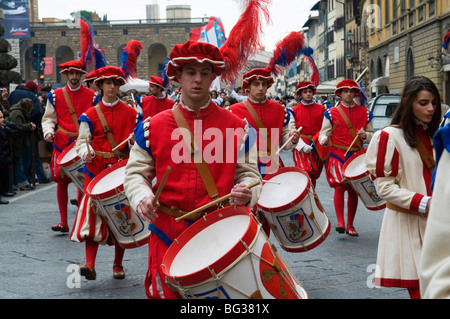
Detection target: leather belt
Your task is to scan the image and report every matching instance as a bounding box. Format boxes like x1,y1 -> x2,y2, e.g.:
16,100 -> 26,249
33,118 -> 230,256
158,201 -> 230,222
331,142 -> 361,152
386,202 -> 428,218
56,127 -> 78,137
94,149 -> 129,159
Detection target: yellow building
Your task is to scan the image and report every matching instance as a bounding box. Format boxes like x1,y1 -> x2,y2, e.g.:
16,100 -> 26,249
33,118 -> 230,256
364,0 -> 450,102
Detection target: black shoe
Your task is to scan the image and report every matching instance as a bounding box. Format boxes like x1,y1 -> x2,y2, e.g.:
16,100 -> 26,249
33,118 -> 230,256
20,184 -> 35,191
0,199 -> 9,204
38,178 -> 52,183
2,192 -> 14,197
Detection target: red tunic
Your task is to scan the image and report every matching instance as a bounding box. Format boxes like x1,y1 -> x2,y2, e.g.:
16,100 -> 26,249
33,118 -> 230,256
142,102 -> 248,299
291,102 -> 326,180
229,99 -> 287,175
81,100 -> 138,177
49,85 -> 96,182
71,100 -> 139,245
140,95 -> 175,119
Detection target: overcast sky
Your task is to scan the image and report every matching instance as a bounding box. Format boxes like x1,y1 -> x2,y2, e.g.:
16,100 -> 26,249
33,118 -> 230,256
37,0 -> 319,51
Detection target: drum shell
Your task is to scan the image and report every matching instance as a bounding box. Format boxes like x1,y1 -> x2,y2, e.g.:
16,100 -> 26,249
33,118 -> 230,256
86,161 -> 150,249
161,206 -> 308,299
343,149 -> 386,211
257,167 -> 330,253
56,142 -> 85,191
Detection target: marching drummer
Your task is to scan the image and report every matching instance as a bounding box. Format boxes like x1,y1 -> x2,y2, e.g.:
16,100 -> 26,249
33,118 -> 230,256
291,81 -> 326,188
137,76 -> 175,119
318,79 -> 374,236
123,40 -> 262,299
70,57 -> 142,280
229,68 -> 299,176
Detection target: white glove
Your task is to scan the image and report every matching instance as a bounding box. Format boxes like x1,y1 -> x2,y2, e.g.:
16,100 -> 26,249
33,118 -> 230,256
301,144 -> 313,154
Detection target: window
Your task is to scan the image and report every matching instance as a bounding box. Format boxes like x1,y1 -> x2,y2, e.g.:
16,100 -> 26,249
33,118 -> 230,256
406,48 -> 414,80
429,0 -> 436,17
61,31 -> 66,37
123,29 -> 128,35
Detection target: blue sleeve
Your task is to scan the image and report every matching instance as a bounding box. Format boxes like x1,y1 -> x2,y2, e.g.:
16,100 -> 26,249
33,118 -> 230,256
78,114 -> 93,133
133,119 -> 152,156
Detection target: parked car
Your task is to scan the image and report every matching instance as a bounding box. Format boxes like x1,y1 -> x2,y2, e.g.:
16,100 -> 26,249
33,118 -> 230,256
368,93 -> 401,131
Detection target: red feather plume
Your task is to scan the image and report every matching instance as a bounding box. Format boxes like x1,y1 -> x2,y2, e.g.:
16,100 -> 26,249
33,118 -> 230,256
120,40 -> 143,78
78,18 -> 94,70
266,32 -> 312,77
305,55 -> 320,87
219,0 -> 272,83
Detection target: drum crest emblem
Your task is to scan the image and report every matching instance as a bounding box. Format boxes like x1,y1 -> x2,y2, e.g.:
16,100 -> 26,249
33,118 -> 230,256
112,203 -> 136,234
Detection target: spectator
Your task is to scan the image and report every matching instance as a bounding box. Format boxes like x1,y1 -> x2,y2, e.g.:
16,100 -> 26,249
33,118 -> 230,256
0,110 -> 13,204
8,98 -> 36,190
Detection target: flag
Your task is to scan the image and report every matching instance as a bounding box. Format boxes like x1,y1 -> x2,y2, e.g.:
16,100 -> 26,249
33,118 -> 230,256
190,17 -> 227,48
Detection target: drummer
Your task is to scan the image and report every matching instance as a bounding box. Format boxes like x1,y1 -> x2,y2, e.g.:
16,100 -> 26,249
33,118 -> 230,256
318,79 -> 374,236
137,76 -> 175,119
229,68 -> 300,177
123,40 -> 262,299
42,60 -> 97,233
70,64 -> 142,280
291,81 -> 326,188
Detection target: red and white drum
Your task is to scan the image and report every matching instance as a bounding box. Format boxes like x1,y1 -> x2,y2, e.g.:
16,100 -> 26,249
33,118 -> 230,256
257,167 -> 330,253
161,206 -> 308,299
86,161 -> 150,249
56,142 -> 85,191
342,149 -> 386,211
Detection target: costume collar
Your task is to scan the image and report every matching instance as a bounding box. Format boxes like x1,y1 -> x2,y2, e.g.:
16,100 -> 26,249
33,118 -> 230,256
102,97 -> 120,107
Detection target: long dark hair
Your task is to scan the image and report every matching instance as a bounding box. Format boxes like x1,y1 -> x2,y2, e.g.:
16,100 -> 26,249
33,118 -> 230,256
391,76 -> 442,147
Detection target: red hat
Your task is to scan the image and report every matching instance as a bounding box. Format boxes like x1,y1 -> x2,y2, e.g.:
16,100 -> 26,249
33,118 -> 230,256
242,68 -> 274,91
59,60 -> 87,75
84,70 -> 98,83
93,66 -> 126,86
24,81 -> 37,93
166,41 -> 225,82
149,76 -> 165,89
296,81 -> 316,94
335,79 -> 360,96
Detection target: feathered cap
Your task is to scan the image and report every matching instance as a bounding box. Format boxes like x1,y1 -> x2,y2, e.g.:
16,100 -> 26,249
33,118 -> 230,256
335,79 -> 361,96
242,31 -> 317,90
60,18 -> 94,75
93,66 -> 127,86
296,81 -> 316,95
149,76 -> 166,89
165,0 -> 271,84
242,68 -> 274,90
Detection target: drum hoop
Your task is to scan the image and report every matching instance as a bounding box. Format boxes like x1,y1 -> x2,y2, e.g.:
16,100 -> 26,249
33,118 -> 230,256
86,160 -> 128,199
342,148 -> 368,180
161,206 -> 259,287
257,167 -> 311,213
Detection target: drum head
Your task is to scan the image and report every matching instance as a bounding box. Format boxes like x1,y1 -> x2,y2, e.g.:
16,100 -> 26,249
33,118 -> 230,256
343,149 -> 367,179
258,167 -> 309,210
60,147 -> 78,165
170,214 -> 251,277
91,165 -> 125,195
162,206 -> 258,287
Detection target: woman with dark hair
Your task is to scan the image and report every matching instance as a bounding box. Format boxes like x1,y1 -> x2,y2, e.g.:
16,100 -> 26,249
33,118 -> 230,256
366,76 -> 441,299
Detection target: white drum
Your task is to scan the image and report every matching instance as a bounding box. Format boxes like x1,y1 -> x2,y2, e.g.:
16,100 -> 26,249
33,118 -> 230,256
257,167 -> 330,253
86,161 -> 150,249
161,206 -> 308,299
343,149 -> 386,211
56,142 -> 85,191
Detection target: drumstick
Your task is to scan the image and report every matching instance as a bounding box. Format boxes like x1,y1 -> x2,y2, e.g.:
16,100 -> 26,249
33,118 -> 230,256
276,126 -> 303,155
111,117 -> 150,153
262,180 -> 281,185
345,127 -> 364,156
152,166 -> 172,206
112,133 -> 134,153
175,180 -> 261,222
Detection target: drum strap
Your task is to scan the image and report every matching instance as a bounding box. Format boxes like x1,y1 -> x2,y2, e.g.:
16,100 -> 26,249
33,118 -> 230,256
416,138 -> 435,174
244,100 -> 273,156
62,87 -> 80,131
172,105 -> 220,200
336,106 -> 362,149
386,202 -> 428,218
95,104 -> 118,149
